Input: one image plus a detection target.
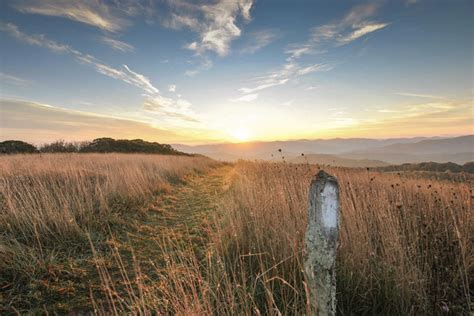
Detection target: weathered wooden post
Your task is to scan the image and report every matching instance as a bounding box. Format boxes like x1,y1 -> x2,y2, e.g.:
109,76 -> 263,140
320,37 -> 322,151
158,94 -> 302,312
305,170 -> 340,316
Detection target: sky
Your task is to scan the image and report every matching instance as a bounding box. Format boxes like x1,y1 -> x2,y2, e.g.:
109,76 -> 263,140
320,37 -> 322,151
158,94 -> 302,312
0,0 -> 473,144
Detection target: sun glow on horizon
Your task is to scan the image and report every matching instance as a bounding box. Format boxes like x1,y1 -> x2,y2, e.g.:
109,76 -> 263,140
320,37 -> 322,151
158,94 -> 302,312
230,126 -> 252,142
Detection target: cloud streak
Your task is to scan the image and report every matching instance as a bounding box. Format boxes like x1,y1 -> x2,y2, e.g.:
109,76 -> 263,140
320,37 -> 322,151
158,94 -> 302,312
0,22 -> 73,53
230,2 -> 388,105
235,3 -> 386,101
11,0 -> 132,32
240,29 -> 278,54
1,22 -> 148,90
346,100 -> 473,137
143,95 -> 198,123
230,93 -> 258,102
286,3 -> 389,60
100,36 -> 134,52
1,22 -> 198,124
238,62 -> 331,94
184,56 -> 213,76
1,99 -> 189,143
395,92 -> 447,100
0,72 -> 30,86
337,22 -> 388,44
165,0 -> 253,57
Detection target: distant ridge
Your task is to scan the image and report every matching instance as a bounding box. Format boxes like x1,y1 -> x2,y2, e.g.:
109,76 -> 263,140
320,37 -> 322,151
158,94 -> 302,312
348,135 -> 473,155
342,135 -> 474,164
174,135 -> 473,164
289,153 -> 389,168
377,161 -> 474,174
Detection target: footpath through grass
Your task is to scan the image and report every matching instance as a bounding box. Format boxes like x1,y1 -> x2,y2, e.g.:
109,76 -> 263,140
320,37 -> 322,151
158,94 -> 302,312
1,164 -> 233,314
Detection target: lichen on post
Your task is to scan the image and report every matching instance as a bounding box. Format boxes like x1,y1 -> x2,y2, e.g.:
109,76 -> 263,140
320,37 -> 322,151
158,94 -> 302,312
305,170 -> 340,316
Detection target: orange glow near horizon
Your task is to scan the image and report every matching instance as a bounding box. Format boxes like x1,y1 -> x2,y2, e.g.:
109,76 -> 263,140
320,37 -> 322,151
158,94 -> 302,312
1,98 -> 472,146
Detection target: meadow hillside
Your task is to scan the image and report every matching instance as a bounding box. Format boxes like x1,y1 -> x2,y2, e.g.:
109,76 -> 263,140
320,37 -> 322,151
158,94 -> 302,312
0,153 -> 218,313
0,155 -> 472,314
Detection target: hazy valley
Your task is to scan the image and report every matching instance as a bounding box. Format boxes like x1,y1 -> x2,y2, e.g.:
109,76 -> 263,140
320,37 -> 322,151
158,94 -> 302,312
174,135 -> 474,166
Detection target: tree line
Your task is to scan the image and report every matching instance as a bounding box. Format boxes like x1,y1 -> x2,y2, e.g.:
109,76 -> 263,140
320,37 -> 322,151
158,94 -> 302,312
0,138 -> 191,156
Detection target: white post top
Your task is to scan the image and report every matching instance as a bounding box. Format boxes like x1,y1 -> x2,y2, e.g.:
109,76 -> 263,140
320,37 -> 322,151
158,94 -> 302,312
321,182 -> 338,230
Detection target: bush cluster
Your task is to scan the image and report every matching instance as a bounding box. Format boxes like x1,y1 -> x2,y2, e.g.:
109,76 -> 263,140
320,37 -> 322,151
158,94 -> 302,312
0,138 -> 190,155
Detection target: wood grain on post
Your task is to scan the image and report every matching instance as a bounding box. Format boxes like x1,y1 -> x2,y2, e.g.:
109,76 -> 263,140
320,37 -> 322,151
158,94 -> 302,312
305,170 -> 340,316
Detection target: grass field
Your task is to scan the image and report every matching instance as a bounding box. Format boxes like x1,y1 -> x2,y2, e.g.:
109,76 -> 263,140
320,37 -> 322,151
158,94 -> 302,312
0,153 -> 219,313
0,154 -> 472,314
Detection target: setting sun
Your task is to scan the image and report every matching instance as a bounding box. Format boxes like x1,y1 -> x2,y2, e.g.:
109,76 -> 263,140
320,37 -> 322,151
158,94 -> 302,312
231,126 -> 252,142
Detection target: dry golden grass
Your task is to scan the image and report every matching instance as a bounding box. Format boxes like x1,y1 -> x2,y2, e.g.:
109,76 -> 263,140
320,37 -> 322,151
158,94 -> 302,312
89,160 -> 472,315
207,161 -> 473,314
1,156 -> 472,314
0,153 -> 217,312
0,153 -> 215,243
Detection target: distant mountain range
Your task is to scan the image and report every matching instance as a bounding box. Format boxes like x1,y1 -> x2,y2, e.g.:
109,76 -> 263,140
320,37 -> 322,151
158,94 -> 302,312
173,135 -> 473,166
376,161 -> 474,174
289,154 -> 389,168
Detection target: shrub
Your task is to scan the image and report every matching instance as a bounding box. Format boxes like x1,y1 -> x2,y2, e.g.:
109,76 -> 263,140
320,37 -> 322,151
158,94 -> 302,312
0,140 -> 38,154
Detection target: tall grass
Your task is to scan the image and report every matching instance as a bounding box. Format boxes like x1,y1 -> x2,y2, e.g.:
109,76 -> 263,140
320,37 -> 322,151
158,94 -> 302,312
0,153 -> 217,312
1,156 -> 472,314
209,162 -> 472,314
1,154 -> 215,245
99,161 -> 472,315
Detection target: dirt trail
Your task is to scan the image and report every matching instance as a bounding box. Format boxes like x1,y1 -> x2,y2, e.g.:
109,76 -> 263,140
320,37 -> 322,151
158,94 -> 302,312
124,164 -> 233,263
47,164 -> 234,313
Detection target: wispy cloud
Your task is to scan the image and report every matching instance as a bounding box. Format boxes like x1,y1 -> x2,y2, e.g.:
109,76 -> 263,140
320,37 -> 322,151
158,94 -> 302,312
240,29 -> 278,54
143,96 -> 198,123
325,99 -> 472,138
1,98 -> 188,143
100,36 -> 134,52
297,63 -> 332,75
343,100 -> 473,137
168,84 -> 177,92
377,109 -> 400,113
1,22 -> 156,92
337,22 -> 388,44
76,101 -> 94,106
9,0 -> 252,55
230,93 -> 258,102
71,53 -> 160,94
1,22 -> 198,124
328,107 -> 347,116
0,72 -> 30,86
124,65 -> 159,94
0,22 -> 73,53
238,80 -> 288,94
285,45 -> 314,60
11,0 -> 133,32
395,92 -> 447,100
165,0 -> 253,57
238,62 -> 331,94
405,102 -> 459,115
286,3 -> 389,60
235,3 -> 385,100
184,57 -> 213,76
376,101 -> 463,117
